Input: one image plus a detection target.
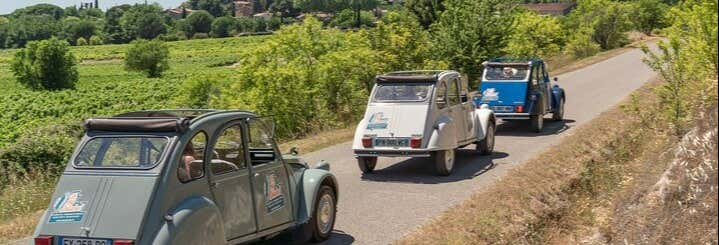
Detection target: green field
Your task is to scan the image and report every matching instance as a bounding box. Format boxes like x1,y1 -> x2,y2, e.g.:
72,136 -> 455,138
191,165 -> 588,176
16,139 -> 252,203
0,36 -> 267,148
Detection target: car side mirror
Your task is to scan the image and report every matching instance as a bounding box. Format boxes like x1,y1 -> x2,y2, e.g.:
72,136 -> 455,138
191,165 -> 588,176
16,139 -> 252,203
553,77 -> 558,82
314,160 -> 330,171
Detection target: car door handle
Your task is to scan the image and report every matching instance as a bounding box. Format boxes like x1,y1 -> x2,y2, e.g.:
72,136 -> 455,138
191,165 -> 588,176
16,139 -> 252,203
210,182 -> 220,188
254,173 -> 260,178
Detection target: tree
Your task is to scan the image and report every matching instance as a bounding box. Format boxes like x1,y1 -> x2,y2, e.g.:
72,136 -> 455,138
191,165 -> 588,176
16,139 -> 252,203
348,0 -> 379,28
187,10 -> 214,35
105,4 -> 132,44
329,9 -> 375,28
89,35 -> 103,45
211,16 -> 237,37
191,0 -> 227,17
3,15 -> 61,48
76,37 -> 88,45
11,4 -> 65,20
124,39 -> 170,78
633,0 -> 669,35
10,37 -> 78,90
62,18 -> 98,45
404,0 -> 445,28
431,0 -> 515,79
565,25 -> 601,58
120,4 -> 168,40
504,11 -> 565,57
566,0 -> 633,50
270,0 -> 301,18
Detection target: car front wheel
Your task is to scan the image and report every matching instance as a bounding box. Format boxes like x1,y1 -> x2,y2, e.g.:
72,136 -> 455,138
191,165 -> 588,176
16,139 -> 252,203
357,157 -> 377,173
310,185 -> 337,242
477,121 -> 495,155
434,149 -> 455,176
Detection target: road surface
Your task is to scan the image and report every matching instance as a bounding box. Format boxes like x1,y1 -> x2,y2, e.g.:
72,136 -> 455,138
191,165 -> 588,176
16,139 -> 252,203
10,45 -> 656,245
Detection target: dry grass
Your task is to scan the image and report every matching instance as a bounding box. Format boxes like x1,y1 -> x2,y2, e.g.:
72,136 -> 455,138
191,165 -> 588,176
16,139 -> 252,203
277,127 -> 355,154
398,80 -> 663,244
0,211 -> 43,244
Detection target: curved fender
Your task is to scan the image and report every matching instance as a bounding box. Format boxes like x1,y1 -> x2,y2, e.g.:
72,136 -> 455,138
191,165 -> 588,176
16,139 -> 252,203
551,85 -> 565,110
351,119 -> 367,150
297,169 -> 338,224
473,106 -> 496,141
426,116 -> 457,151
149,196 -> 225,245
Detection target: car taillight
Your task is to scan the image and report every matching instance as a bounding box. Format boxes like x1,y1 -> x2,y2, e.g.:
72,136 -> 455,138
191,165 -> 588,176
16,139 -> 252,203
362,137 -> 373,148
34,236 -> 53,245
515,105 -> 524,113
114,240 -> 135,245
410,137 -> 422,148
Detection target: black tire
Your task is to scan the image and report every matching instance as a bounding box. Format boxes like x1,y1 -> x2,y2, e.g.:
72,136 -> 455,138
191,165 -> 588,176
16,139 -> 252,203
357,157 -> 377,173
433,149 -> 455,176
552,97 -> 565,121
310,185 -> 337,242
476,121 -> 495,155
530,114 -> 544,133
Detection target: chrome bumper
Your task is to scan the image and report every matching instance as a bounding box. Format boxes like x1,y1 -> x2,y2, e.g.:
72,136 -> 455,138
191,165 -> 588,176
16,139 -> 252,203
495,112 -> 531,120
354,149 -> 432,157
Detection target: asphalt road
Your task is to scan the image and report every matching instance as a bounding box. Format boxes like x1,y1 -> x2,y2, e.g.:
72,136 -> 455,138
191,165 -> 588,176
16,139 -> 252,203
298,46 -> 656,245
10,45 -> 656,245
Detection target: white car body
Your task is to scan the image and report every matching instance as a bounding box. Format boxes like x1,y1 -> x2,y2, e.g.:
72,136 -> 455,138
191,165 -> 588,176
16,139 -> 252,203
352,70 -> 496,176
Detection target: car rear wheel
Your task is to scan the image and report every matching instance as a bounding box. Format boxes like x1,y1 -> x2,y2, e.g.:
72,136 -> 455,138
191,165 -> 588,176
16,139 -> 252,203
552,97 -> 565,121
357,157 -> 377,173
476,121 -> 495,155
434,149 -> 455,176
530,114 -> 544,133
310,185 -> 336,242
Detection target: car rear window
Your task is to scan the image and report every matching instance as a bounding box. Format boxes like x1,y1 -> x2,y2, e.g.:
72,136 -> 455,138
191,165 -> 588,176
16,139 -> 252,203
74,137 -> 169,168
484,65 -> 530,80
372,83 -> 432,102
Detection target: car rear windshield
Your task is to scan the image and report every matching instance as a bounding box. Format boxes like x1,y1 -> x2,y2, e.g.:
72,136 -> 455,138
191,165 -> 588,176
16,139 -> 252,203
372,83 -> 432,102
74,136 -> 169,168
484,65 -> 530,80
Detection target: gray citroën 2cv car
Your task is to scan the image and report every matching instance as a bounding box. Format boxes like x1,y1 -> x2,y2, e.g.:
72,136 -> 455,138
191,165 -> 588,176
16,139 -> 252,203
32,110 -> 338,245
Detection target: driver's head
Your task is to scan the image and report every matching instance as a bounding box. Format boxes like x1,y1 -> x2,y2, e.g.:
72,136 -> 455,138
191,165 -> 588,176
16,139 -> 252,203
183,142 -> 195,156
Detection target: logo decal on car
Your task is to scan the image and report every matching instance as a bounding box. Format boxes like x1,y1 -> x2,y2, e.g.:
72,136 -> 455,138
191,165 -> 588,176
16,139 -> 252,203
366,112 -> 389,129
48,191 -> 87,223
482,88 -> 499,101
264,173 -> 285,214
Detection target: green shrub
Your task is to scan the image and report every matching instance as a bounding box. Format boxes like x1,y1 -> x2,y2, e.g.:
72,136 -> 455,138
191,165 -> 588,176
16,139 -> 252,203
175,76 -> 222,108
329,9 -> 376,29
504,11 -> 565,58
124,39 -> 170,78
10,37 -> 78,90
76,37 -> 88,46
89,35 -> 103,45
632,0 -> 669,35
187,10 -> 214,35
0,123 -> 81,187
565,25 -> 601,58
566,0 -> 633,50
211,16 -> 236,38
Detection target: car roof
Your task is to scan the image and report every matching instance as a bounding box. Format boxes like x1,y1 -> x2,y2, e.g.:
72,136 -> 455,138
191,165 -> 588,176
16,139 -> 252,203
484,57 -> 544,67
84,109 -> 259,133
376,70 -> 458,83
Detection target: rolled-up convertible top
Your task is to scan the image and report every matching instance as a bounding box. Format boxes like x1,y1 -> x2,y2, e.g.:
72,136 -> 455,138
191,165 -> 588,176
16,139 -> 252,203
84,117 -> 190,133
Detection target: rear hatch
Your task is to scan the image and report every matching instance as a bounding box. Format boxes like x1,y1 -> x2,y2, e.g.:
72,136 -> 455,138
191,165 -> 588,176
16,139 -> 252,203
479,81 -> 528,112
36,173 -> 159,240
363,103 -> 429,148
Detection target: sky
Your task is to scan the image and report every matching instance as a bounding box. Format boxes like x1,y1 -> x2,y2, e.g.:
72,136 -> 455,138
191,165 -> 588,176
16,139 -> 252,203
1,0 -> 186,15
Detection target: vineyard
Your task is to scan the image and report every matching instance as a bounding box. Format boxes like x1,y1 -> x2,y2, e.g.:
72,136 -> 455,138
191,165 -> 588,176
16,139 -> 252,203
0,35 -> 267,148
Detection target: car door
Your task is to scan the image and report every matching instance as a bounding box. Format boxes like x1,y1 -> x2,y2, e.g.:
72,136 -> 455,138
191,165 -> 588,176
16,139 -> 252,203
531,64 -> 546,113
447,77 -> 469,142
246,118 -> 293,231
458,76 -> 475,140
541,63 -> 553,111
208,123 -> 256,240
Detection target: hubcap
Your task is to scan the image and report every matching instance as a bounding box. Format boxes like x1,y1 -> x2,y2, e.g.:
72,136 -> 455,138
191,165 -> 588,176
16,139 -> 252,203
445,150 -> 454,170
317,193 -> 334,234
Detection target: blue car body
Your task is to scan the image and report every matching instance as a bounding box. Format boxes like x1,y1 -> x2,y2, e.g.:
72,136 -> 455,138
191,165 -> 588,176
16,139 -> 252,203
475,58 -> 565,124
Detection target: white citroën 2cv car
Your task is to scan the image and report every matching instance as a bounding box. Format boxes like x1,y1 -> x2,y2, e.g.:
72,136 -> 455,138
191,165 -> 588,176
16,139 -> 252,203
352,71 -> 496,176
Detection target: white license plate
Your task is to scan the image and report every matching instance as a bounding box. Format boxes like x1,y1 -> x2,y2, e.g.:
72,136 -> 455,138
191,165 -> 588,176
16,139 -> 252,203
374,138 -> 409,147
61,238 -> 112,245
